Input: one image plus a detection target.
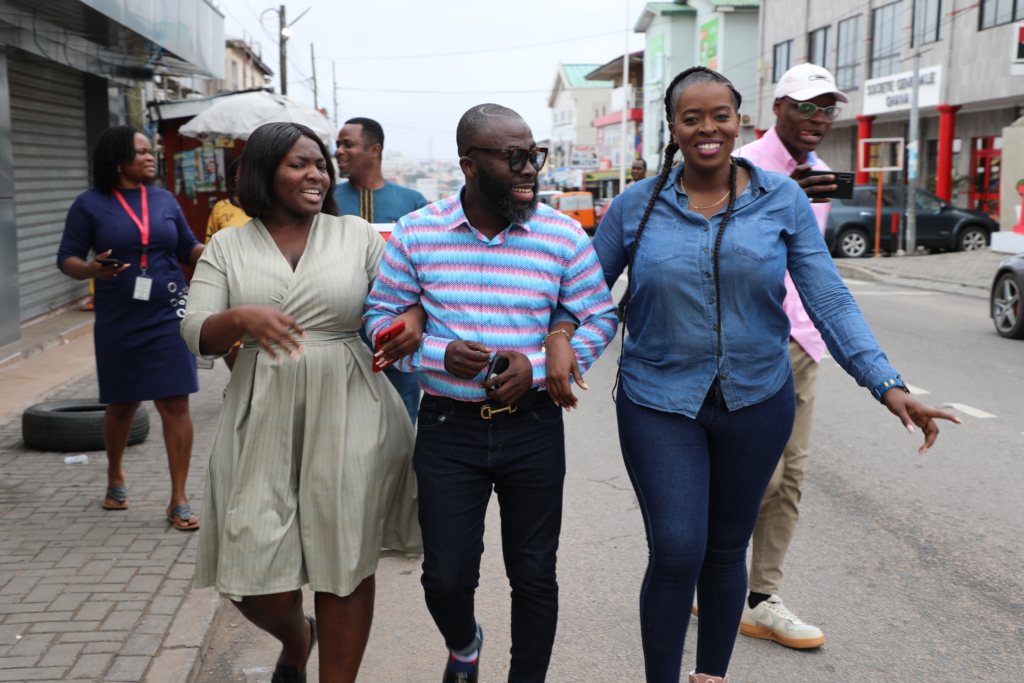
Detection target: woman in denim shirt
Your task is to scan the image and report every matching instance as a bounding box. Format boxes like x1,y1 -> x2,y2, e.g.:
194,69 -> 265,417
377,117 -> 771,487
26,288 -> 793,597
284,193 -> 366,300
591,67 -> 960,683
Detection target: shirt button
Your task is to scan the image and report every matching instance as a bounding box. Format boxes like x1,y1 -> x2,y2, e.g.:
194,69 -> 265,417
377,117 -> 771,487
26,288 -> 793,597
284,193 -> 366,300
721,374 -> 728,380
703,247 -> 709,252
703,226 -> 709,232
708,298 -> 715,304
704,272 -> 711,278
713,324 -> 719,330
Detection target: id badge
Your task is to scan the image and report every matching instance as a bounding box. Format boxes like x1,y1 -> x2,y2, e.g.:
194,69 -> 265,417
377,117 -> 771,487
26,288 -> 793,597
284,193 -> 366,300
133,276 -> 153,301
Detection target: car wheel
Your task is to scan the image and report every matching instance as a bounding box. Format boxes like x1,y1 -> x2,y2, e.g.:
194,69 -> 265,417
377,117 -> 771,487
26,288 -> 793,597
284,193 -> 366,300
957,226 -> 988,251
991,272 -> 1024,339
836,228 -> 870,258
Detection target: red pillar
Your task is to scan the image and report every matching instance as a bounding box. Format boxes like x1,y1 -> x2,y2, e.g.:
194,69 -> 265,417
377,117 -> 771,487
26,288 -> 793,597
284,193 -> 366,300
935,104 -> 962,202
855,115 -> 875,185
754,127 -> 765,139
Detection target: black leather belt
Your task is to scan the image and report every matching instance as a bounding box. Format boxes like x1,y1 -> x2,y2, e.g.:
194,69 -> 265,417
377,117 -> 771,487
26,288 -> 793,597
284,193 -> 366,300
427,388 -> 548,420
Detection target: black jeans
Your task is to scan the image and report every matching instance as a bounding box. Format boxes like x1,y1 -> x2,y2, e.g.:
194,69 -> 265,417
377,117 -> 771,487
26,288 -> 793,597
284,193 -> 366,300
414,393 -> 565,683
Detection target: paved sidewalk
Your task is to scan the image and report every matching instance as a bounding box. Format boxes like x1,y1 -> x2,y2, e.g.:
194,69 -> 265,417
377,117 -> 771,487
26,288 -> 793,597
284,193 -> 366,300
0,364 -> 228,682
834,248 -> 1008,298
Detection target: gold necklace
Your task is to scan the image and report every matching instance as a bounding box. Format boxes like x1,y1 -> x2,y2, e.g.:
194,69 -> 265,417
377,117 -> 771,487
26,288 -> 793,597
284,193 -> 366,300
680,179 -> 730,210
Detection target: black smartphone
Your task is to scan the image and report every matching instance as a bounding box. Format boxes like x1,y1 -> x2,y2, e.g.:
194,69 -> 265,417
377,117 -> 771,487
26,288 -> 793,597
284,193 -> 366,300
485,354 -> 509,387
798,170 -> 855,200
95,257 -> 126,268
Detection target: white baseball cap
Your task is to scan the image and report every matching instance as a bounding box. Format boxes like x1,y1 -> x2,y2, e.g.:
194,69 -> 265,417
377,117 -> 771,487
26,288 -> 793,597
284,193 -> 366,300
773,63 -> 849,103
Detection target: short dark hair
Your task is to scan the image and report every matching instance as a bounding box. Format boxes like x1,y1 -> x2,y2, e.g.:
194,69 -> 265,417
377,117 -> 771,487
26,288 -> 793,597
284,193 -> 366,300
633,158 -> 647,169
236,122 -> 339,218
344,117 -> 384,151
456,103 -> 524,156
92,125 -> 142,194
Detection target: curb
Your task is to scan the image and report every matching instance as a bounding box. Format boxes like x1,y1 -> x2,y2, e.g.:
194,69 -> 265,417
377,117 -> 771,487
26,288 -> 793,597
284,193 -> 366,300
0,318 -> 94,370
835,261 -> 989,300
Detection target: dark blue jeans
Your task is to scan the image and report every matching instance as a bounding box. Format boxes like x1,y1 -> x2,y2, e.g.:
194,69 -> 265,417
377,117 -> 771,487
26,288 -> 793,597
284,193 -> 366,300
414,393 -> 565,683
617,376 -> 795,681
384,366 -> 421,426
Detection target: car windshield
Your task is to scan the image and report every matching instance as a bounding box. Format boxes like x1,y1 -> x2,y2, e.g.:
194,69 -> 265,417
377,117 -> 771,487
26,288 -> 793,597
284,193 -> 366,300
915,190 -> 944,212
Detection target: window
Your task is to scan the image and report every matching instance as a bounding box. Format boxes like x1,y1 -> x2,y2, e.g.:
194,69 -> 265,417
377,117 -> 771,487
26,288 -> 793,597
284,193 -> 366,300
915,190 -> 944,212
836,16 -> 862,90
773,40 -> 792,82
980,0 -> 1024,29
871,2 -> 903,79
808,26 -> 831,68
913,0 -> 943,45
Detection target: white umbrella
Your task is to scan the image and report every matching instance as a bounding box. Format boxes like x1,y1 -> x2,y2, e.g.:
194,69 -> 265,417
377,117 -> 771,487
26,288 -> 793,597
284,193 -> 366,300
177,91 -> 335,146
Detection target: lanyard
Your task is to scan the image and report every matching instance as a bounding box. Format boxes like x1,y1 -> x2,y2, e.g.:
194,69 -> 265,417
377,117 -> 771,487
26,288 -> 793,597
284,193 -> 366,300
112,186 -> 149,274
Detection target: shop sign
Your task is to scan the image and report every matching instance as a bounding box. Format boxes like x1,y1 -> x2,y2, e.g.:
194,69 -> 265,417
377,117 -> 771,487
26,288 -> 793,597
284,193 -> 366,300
1012,23 -> 1024,76
862,66 -> 941,116
570,144 -> 600,169
700,18 -> 718,70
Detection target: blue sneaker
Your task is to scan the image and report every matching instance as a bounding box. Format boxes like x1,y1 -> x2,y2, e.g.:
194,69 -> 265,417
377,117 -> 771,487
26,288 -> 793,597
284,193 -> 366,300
442,625 -> 483,683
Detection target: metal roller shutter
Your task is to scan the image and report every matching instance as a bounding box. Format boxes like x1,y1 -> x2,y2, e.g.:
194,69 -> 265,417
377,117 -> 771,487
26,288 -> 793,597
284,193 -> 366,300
9,51 -> 90,321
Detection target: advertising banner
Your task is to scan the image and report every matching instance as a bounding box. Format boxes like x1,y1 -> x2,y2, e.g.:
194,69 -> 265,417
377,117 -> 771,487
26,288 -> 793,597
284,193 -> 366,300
700,18 -> 719,70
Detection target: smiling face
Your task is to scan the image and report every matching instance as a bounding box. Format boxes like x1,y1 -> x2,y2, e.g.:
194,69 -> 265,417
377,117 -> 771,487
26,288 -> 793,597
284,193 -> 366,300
273,135 -> 330,217
462,116 -> 539,224
668,82 -> 741,175
773,93 -> 837,160
334,123 -> 379,179
119,133 -> 156,187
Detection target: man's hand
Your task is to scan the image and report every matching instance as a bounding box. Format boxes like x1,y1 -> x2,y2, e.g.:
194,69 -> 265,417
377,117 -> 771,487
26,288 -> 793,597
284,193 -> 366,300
444,340 -> 491,380
882,389 -> 962,455
481,350 -> 533,406
545,330 -> 586,411
791,163 -> 835,204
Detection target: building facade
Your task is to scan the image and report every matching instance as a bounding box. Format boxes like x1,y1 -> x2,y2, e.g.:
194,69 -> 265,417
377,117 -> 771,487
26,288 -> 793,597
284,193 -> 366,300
546,63 -> 614,187
585,51 -> 645,197
634,0 -> 762,171
756,0 -> 1024,218
0,0 -> 224,347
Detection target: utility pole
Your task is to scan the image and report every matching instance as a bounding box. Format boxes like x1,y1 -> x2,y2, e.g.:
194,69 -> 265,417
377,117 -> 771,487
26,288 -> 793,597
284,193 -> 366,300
279,5 -> 287,95
618,1 -> 630,195
905,52 -> 921,256
332,61 -> 338,126
310,43 -> 318,110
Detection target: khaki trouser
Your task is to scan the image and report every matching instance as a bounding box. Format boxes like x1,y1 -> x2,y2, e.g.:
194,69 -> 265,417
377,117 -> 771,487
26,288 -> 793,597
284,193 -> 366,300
748,340 -> 818,596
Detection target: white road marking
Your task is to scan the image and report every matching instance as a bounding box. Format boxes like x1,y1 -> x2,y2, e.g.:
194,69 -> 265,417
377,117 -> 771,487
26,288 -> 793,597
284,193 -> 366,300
850,291 -> 938,296
938,403 -> 997,419
906,384 -> 930,395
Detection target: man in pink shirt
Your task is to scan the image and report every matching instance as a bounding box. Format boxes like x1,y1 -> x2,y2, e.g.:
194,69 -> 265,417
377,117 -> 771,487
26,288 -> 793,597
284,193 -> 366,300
732,63 -> 847,650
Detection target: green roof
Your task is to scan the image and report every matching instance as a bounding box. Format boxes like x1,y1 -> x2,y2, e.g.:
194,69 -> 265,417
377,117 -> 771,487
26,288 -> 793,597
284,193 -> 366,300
706,0 -> 760,6
563,64 -> 613,88
643,2 -> 696,15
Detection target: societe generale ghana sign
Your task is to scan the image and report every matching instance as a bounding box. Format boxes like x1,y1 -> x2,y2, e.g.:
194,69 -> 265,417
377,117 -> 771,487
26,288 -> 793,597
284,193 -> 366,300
862,66 -> 942,116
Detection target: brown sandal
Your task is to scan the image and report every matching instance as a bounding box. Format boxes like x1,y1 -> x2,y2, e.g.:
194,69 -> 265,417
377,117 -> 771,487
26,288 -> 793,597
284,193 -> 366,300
101,486 -> 129,510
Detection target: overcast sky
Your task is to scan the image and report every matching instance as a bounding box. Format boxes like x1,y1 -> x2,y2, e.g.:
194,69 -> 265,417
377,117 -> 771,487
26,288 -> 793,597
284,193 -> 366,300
213,0 -> 646,160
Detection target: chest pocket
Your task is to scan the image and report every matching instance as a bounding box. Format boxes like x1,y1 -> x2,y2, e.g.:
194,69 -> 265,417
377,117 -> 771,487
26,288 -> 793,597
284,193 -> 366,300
638,224 -> 686,264
730,218 -> 778,262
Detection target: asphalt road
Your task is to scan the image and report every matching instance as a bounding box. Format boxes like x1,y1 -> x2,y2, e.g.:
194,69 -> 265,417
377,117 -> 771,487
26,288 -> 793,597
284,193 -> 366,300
196,276 -> 1024,683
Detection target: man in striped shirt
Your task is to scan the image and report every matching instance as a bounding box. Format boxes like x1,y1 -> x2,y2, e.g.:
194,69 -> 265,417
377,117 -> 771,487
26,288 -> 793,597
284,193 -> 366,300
365,103 -> 617,682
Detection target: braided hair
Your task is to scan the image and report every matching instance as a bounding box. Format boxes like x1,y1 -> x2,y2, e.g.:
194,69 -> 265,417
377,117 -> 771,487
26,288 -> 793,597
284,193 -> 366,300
613,66 -> 743,399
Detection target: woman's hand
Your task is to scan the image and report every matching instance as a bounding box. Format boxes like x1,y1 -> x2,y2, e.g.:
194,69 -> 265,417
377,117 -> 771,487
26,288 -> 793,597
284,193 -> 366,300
233,305 -> 305,362
374,304 -> 427,369
882,389 -> 962,455
545,329 -> 586,411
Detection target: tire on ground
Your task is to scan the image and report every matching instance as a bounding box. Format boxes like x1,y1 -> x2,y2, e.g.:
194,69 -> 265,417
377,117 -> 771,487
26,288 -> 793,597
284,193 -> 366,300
836,227 -> 870,258
21,400 -> 150,452
956,226 -> 988,252
991,272 -> 1024,339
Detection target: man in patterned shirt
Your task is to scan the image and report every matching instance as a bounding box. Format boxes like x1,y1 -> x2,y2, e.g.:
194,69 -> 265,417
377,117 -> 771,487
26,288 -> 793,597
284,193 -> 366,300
365,103 -> 617,682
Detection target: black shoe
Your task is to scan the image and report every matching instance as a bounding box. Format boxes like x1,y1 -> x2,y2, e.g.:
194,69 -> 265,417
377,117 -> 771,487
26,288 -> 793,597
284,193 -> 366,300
271,615 -> 317,683
442,625 -> 483,683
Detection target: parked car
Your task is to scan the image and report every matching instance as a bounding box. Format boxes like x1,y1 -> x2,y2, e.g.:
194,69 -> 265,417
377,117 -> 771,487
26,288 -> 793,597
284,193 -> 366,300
991,251 -> 1024,339
825,185 -> 998,258
549,191 -> 596,234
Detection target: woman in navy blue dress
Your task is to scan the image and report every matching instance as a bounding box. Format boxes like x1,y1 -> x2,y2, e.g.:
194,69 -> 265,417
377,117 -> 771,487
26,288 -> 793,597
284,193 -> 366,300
57,125 -> 205,530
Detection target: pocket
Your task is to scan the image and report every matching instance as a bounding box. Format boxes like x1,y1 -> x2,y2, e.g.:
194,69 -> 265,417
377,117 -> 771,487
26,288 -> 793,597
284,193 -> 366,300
638,225 -> 685,264
416,401 -> 453,430
730,218 -> 779,262
528,400 -> 564,425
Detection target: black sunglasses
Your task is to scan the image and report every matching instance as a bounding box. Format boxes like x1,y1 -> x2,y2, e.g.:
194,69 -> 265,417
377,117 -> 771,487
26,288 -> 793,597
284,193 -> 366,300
464,147 -> 548,173
784,97 -> 841,122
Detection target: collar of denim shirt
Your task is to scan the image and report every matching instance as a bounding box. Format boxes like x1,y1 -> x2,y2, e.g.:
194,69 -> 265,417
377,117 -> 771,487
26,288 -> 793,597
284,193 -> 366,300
664,156 -> 775,216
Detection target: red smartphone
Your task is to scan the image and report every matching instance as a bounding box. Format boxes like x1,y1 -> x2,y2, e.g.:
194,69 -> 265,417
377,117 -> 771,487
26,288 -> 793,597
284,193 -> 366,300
372,319 -> 406,373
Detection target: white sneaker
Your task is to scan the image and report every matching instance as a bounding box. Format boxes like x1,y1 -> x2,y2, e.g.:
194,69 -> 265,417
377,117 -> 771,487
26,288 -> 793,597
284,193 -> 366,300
739,595 -> 825,649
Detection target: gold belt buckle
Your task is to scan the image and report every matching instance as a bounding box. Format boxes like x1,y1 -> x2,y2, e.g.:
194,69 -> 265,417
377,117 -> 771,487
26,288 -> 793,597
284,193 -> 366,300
480,403 -> 518,420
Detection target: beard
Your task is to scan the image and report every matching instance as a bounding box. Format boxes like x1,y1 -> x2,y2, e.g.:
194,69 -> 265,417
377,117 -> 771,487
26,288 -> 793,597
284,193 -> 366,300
477,165 -> 538,226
